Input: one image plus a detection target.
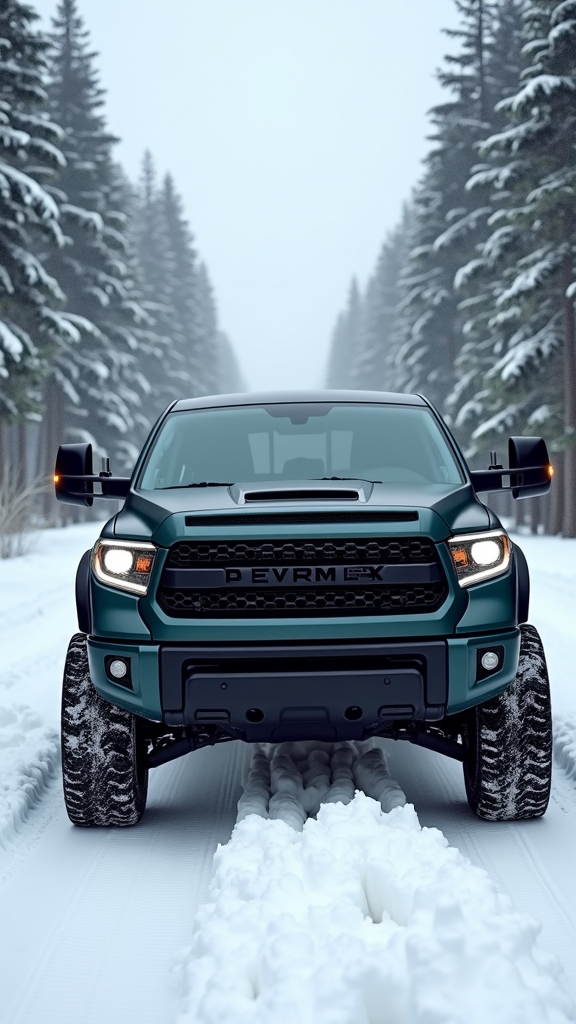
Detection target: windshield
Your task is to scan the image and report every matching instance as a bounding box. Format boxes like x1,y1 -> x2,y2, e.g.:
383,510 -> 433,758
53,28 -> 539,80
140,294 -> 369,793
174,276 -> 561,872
138,403 -> 464,490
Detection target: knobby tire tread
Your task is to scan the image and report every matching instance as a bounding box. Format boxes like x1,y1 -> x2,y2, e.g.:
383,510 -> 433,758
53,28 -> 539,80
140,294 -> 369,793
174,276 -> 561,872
464,623 -> 552,821
61,633 -> 148,826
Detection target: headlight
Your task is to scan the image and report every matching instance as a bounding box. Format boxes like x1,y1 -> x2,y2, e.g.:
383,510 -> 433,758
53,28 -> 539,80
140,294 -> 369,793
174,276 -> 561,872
448,529 -> 510,588
92,539 -> 157,595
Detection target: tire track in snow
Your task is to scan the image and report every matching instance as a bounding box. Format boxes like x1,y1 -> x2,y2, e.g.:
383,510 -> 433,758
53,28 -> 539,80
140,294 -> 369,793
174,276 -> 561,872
554,715 -> 576,784
386,738 -> 576,1003
0,524 -> 102,851
0,706 -> 60,853
0,741 -> 250,1024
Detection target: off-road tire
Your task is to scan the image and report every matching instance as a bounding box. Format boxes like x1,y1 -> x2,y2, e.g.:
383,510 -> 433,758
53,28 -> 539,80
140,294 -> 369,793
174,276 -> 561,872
61,632 -> 149,826
463,623 -> 552,821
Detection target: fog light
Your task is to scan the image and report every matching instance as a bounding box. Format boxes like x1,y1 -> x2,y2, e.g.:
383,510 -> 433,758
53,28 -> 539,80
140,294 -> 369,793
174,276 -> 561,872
109,658 -> 128,679
481,651 -> 499,672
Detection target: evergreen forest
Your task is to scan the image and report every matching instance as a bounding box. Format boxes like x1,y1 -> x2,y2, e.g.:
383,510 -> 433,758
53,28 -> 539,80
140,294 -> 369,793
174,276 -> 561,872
0,0 -> 243,512
326,0 -> 576,537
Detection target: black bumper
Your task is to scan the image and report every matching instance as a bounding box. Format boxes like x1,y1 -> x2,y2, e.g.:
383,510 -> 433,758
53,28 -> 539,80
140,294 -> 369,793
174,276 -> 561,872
160,640 -> 448,742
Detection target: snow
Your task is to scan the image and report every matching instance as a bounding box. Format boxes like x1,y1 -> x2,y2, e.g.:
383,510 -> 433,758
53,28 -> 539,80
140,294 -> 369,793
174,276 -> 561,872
60,204 -> 104,233
0,159 -> 60,221
0,319 -> 23,360
0,705 -> 59,851
1,524 -> 576,1023
487,323 -> 560,382
176,531 -> 576,1023
177,746 -> 572,1024
496,252 -> 561,304
548,19 -> 576,46
496,75 -> 575,113
433,207 -> 492,252
237,742 -> 406,828
453,258 -> 487,290
551,1 -> 576,25
554,716 -> 576,784
0,522 -> 104,850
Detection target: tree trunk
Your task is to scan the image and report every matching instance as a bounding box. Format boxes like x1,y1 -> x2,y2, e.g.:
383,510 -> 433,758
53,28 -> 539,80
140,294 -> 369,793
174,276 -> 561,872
16,420 -> 27,489
527,495 -> 540,533
40,376 -> 65,524
563,449 -> 576,537
547,456 -> 564,535
514,496 -> 526,532
538,482 -> 552,535
562,254 -> 576,536
0,419 -> 6,480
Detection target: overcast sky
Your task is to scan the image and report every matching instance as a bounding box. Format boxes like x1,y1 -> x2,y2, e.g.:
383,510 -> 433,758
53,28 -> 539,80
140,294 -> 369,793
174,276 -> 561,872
34,0 -> 461,392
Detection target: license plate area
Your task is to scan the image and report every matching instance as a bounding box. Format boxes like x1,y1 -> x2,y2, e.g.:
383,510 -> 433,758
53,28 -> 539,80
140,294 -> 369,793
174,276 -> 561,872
160,642 -> 447,741
183,661 -> 424,741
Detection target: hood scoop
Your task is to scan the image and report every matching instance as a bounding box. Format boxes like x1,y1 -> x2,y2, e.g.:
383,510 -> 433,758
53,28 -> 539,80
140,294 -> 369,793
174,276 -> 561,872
230,480 -> 372,505
245,488 -> 359,502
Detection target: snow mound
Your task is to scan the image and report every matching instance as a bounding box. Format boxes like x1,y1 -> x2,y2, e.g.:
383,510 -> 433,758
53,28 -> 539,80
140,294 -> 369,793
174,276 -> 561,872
176,746 -> 573,1024
237,741 -> 406,828
0,704 -> 60,849
554,714 -> 576,783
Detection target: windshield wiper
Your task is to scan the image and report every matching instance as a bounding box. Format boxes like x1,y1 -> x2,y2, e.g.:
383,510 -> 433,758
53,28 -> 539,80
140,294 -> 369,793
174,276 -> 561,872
161,481 -> 233,490
316,476 -> 382,484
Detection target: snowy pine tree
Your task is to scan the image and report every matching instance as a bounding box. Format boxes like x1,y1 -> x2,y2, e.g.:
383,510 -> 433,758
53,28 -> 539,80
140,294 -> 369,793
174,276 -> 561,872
325,279 -> 362,388
158,172 -> 210,396
134,157 -> 243,404
349,208 -> 410,391
445,0 -> 526,450
130,150 -> 177,422
457,0 -> 576,534
196,262 -> 221,395
43,0 -> 153,471
392,0 -> 499,414
217,331 -> 246,393
0,0 -> 70,431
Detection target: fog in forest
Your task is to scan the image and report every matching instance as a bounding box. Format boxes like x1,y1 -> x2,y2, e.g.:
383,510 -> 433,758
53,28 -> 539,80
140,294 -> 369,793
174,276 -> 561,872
2,0 -> 575,534
33,0 -> 461,391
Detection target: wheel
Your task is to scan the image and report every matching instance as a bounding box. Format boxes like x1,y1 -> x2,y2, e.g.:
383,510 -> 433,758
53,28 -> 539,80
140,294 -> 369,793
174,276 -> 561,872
463,623 -> 552,821
61,633 -> 149,826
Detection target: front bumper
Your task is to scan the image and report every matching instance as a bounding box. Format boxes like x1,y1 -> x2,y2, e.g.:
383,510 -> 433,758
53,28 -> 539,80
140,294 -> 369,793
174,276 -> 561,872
87,628 -> 521,739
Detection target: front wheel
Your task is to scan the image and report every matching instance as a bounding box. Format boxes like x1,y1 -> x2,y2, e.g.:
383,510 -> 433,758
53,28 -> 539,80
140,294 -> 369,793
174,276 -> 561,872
61,633 -> 149,826
463,623 -> 552,821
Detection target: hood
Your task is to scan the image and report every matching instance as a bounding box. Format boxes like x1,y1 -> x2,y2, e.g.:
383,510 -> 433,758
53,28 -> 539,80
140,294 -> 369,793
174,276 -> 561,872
107,478 -> 491,544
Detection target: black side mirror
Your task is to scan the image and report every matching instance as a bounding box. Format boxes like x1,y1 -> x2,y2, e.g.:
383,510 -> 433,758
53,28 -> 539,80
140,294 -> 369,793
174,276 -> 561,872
54,444 -> 130,505
54,443 -> 94,507
508,436 -> 551,498
470,436 -> 552,499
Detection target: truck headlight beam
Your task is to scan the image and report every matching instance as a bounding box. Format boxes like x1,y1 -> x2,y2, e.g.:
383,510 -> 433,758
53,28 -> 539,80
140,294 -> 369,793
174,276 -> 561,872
448,530 -> 510,588
92,539 -> 157,595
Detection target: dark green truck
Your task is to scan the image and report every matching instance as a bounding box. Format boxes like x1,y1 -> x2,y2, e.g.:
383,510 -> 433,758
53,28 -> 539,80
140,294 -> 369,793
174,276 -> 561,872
55,390 -> 554,826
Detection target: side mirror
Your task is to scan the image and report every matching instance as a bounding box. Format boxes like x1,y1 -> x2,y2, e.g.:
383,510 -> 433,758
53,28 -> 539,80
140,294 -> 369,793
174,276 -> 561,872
470,436 -> 552,499
54,444 -> 130,505
508,436 -> 551,498
54,443 -> 94,507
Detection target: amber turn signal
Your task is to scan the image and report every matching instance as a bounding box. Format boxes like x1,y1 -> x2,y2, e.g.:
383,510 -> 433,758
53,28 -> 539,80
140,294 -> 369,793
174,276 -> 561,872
452,547 -> 469,569
135,555 -> 153,573
53,474 -> 59,483
548,465 -> 554,478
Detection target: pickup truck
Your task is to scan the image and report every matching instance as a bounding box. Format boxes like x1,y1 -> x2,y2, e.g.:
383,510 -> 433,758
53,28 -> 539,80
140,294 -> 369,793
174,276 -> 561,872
54,390 -> 553,826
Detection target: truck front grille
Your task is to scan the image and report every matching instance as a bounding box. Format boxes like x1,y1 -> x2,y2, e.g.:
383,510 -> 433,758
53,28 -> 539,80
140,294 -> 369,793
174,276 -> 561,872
158,583 -> 446,616
165,537 -> 437,566
157,537 -> 448,618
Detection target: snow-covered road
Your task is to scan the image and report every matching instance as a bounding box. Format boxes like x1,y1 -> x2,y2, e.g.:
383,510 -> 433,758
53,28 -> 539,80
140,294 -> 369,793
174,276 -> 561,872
1,524 -> 576,1023
0,743 -> 250,1024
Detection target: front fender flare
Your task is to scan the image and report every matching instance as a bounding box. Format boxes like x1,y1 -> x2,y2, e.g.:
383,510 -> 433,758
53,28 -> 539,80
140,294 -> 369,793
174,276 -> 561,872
75,549 -> 92,634
514,542 -> 530,624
